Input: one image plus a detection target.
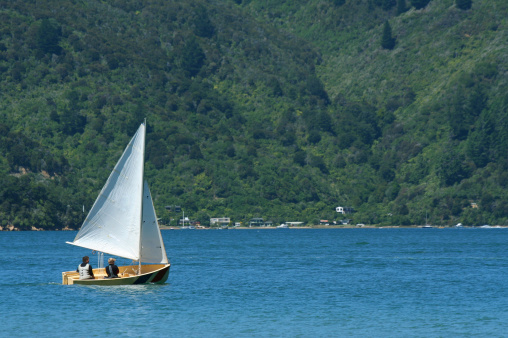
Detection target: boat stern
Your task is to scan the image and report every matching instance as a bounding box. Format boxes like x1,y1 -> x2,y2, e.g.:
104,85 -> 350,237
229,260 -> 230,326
62,271 -> 79,285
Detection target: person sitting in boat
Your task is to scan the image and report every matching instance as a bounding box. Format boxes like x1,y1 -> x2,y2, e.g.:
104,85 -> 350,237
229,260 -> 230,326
77,256 -> 95,280
105,258 -> 120,278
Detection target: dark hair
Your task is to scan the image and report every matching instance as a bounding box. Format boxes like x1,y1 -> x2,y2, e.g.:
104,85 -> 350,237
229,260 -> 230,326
82,256 -> 89,263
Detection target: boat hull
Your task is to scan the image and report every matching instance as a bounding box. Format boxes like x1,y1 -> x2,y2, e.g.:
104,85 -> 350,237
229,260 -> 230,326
62,264 -> 170,285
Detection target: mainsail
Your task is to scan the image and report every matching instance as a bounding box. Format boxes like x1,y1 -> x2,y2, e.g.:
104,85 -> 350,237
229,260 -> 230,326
67,123 -> 167,264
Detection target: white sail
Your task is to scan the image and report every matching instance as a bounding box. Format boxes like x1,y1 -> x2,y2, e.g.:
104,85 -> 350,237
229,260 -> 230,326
67,124 -> 146,261
141,181 -> 168,264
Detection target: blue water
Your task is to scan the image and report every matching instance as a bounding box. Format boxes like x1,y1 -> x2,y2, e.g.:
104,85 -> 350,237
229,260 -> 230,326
1,228 -> 508,337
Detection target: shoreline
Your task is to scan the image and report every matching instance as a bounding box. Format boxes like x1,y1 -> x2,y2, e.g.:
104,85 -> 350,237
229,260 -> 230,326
2,225 -> 506,232
158,225 -> 508,230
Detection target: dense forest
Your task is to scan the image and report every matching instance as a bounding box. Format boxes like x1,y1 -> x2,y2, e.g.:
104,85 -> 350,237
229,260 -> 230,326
0,0 -> 507,230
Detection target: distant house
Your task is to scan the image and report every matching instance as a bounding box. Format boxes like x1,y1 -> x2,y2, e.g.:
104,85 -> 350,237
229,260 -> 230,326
285,222 -> 304,227
320,220 -> 330,225
210,217 -> 230,227
264,221 -> 273,227
336,206 -> 354,214
249,218 -> 264,227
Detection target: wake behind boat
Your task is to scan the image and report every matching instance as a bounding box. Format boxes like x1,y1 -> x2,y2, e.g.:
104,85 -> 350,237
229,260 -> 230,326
62,121 -> 170,285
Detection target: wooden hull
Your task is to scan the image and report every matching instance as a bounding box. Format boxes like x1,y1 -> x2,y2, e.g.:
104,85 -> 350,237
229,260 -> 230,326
62,264 -> 170,285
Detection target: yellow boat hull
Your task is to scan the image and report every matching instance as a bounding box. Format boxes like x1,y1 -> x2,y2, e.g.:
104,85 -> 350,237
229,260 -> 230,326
62,264 -> 170,285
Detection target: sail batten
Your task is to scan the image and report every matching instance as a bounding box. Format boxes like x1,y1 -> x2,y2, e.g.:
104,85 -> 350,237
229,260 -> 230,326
67,123 -> 168,264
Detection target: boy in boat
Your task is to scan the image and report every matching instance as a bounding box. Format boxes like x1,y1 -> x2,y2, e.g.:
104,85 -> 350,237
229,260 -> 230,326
77,256 -> 95,279
105,258 -> 120,278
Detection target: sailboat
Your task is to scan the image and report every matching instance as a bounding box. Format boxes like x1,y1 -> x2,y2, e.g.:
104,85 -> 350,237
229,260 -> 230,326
421,212 -> 433,228
62,121 -> 170,285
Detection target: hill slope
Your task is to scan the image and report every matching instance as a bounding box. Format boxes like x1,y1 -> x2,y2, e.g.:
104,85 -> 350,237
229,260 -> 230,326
242,0 -> 508,226
0,0 -> 507,229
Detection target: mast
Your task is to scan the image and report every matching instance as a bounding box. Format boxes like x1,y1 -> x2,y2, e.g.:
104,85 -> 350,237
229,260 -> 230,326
138,118 -> 146,274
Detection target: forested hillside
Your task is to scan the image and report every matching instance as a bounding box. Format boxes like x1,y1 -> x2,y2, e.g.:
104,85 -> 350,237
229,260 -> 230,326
0,0 -> 507,230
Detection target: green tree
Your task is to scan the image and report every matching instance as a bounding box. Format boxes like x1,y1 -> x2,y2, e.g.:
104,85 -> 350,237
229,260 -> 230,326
190,144 -> 204,159
293,150 -> 306,166
309,154 -> 329,174
466,116 -> 493,168
381,21 -> 396,50
456,0 -> 472,10
36,19 -> 62,55
447,82 -> 486,140
194,6 -> 215,38
305,76 -> 329,104
60,110 -> 86,135
308,130 -> 321,144
226,144 -> 236,157
147,140 -> 171,169
438,149 -> 469,186
181,37 -> 206,77
397,0 -> 408,14
382,0 -> 396,10
318,111 -> 334,133
410,0 -> 431,9
10,62 -> 24,82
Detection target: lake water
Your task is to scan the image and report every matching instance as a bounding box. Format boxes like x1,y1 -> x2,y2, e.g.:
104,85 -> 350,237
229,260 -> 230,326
1,228 -> 508,337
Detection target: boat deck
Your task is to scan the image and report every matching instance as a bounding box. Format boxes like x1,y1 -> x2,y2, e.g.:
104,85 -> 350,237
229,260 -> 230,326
62,264 -> 170,285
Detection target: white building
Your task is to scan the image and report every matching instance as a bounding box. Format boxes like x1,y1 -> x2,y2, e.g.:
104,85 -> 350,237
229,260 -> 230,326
336,206 -> 354,214
210,217 -> 230,227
